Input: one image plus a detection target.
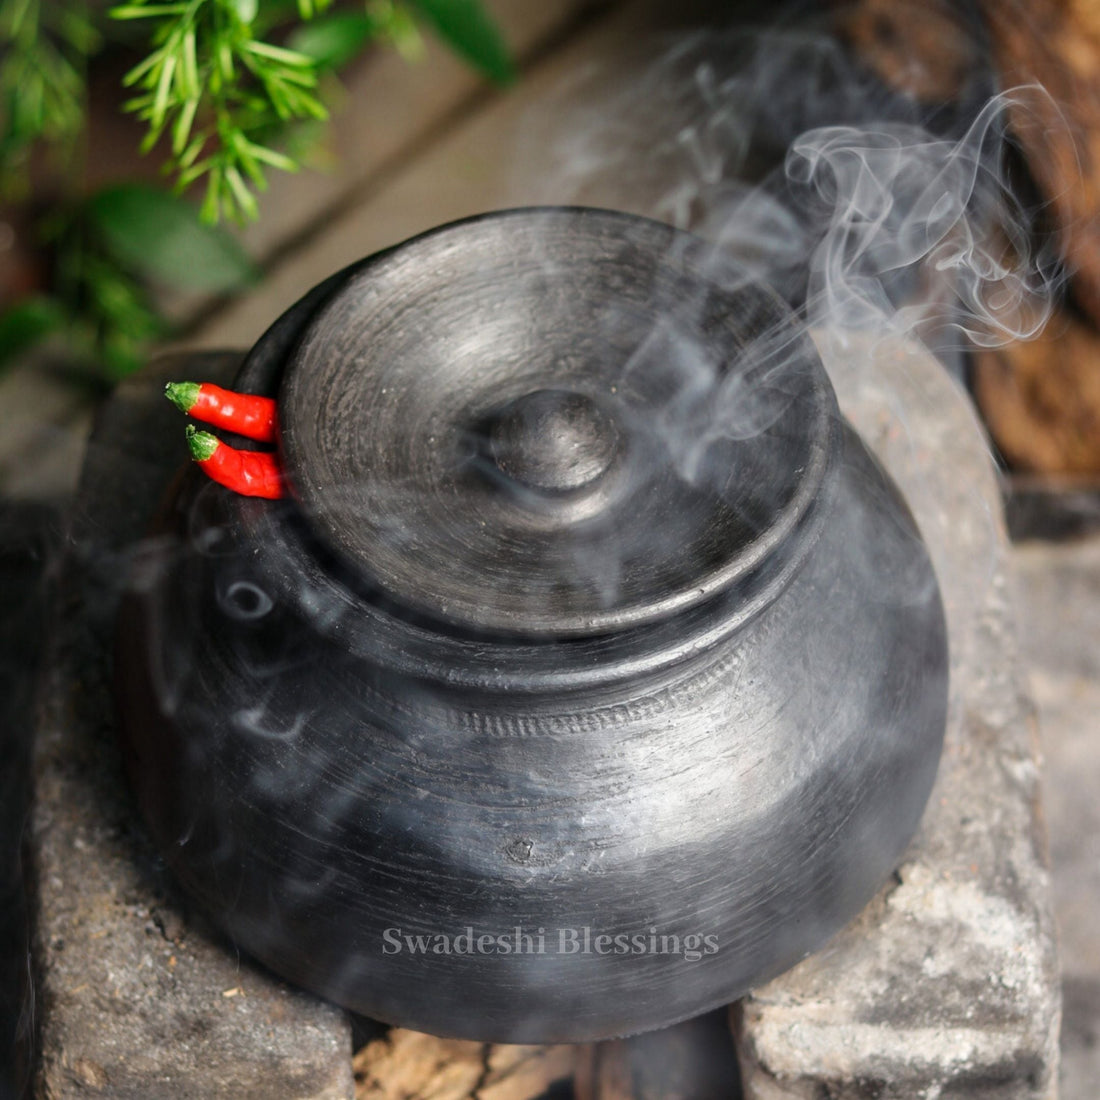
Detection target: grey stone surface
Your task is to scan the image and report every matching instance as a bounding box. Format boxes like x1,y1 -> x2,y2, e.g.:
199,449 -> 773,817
31,354 -> 354,1099
1013,536 -> 1100,1100
732,331 -> 1062,1099
0,358 -> 96,501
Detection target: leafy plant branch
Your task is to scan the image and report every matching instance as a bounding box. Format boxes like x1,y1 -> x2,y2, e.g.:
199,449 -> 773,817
109,0 -> 512,224
111,0 -> 331,223
0,0 -> 98,193
0,0 -> 512,378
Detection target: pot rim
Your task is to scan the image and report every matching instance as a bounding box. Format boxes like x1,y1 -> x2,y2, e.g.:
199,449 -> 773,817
217,207 -> 842,690
274,207 -> 836,637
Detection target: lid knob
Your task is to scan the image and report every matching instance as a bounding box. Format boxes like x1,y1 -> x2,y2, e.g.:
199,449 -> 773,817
487,390 -> 622,496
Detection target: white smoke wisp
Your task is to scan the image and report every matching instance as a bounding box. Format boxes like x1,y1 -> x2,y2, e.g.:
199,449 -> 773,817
516,28 -> 1064,359
777,84 -> 1064,680
512,19 -> 1070,679
786,86 -> 1061,350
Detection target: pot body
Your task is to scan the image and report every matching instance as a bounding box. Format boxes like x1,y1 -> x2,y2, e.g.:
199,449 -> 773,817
114,209 -> 948,1042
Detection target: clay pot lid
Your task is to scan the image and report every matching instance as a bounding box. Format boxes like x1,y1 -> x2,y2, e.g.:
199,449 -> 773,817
278,208 -> 833,637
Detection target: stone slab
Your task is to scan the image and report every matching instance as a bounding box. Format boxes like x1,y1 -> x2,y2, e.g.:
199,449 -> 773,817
31,353 -> 354,1099
1012,535 -> 1100,1100
732,331 -> 1062,1099
0,361 -> 96,501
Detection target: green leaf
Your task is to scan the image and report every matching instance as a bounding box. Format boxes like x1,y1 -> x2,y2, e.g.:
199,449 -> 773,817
288,12 -> 377,69
171,95 -> 199,154
409,0 -> 513,84
150,52 -> 177,129
0,297 -> 65,372
181,28 -> 199,96
223,164 -> 260,220
86,184 -> 258,291
241,140 -> 298,172
200,167 -> 222,223
109,4 -> 190,19
242,39 -> 315,67
229,0 -> 258,24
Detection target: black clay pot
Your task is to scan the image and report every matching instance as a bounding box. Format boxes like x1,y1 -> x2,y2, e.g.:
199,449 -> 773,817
114,208 -> 948,1043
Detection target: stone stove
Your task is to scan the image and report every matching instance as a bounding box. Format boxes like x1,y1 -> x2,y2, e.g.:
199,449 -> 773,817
29,330 -> 1060,1098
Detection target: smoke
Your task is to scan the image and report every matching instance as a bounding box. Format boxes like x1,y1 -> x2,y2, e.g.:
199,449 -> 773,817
786,91 -> 1057,348
517,23 -> 1063,358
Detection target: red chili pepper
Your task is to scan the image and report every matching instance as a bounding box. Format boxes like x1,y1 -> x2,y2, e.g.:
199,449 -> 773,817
166,381 -> 277,443
186,426 -> 284,499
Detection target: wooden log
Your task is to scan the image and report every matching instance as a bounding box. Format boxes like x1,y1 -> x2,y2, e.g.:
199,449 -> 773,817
352,1029 -> 577,1100
980,0 -> 1100,327
480,1044 -> 579,1100
972,307 -> 1100,474
836,0 -> 984,105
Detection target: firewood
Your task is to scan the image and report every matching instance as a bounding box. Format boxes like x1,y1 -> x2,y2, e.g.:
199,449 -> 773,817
837,0 -> 983,104
980,0 -> 1100,327
354,1030 -> 484,1100
972,307 -> 1100,474
352,1028 -> 577,1100
479,1043 -> 578,1100
575,1043 -> 633,1100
